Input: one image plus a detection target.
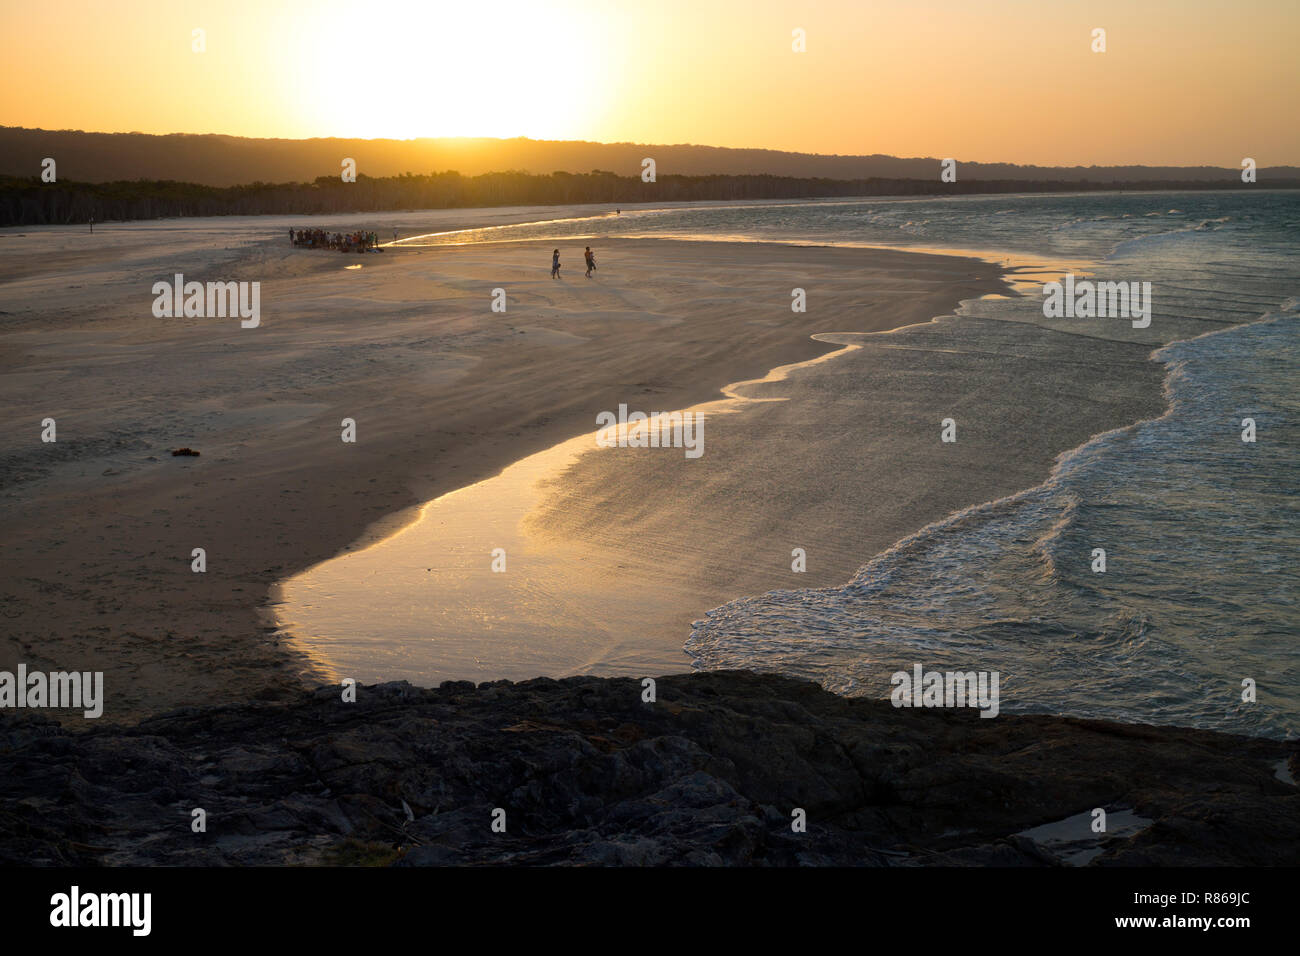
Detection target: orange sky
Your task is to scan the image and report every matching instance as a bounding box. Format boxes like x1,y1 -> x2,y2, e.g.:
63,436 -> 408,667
2,0 -> 1296,166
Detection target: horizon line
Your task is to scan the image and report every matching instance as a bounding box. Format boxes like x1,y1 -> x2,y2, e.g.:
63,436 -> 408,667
6,126 -> 1298,172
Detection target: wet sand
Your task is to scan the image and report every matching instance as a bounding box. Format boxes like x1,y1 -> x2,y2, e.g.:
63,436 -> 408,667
1,213 -> 1005,719
282,286 -> 1167,685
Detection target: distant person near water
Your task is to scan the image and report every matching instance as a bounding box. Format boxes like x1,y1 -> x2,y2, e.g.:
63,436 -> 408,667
584,246 -> 596,278
551,248 -> 561,279
289,228 -> 294,245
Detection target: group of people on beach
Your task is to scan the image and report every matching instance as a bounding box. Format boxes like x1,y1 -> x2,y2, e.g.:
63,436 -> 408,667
551,246 -> 597,279
291,228 -> 381,252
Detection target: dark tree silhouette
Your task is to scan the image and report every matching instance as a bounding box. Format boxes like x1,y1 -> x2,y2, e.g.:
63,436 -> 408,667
0,170 -> 1289,227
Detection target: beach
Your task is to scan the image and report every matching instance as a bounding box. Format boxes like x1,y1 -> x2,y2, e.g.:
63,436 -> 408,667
2,198 -> 1297,874
1,211 -> 1018,718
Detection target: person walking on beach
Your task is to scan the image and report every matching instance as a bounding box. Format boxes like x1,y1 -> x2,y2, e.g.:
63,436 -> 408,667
584,246 -> 596,278
551,248 -> 561,279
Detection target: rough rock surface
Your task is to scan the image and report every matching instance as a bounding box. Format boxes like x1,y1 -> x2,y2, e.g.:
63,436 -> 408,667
1,671 -> 1296,866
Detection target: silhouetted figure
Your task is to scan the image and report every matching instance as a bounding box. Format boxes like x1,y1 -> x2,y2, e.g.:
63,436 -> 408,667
551,249 -> 561,279
584,246 -> 596,278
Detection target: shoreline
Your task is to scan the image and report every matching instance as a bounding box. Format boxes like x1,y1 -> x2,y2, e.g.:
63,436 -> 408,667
0,204 -> 1289,742
1,223 -> 1006,721
274,237 -> 1170,693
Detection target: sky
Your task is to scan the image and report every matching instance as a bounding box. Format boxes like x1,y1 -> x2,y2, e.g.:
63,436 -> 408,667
2,0 -> 1296,166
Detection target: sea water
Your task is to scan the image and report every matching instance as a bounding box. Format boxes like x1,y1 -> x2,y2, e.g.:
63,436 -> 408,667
670,191 -> 1299,739
362,191 -> 1300,738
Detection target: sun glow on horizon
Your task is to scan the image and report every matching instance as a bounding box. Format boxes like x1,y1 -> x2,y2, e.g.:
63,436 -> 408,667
281,0 -> 616,141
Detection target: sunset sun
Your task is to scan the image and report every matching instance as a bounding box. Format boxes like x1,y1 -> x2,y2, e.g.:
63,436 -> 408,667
285,0 -> 613,140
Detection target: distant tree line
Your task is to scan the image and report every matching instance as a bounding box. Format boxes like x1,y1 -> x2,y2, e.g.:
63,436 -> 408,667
1,169 -> 1293,227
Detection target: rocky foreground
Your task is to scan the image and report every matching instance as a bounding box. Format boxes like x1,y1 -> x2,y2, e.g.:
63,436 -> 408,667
1,671 -> 1296,866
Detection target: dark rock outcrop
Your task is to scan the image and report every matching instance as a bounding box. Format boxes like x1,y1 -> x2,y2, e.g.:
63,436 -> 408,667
1,671 -> 1296,866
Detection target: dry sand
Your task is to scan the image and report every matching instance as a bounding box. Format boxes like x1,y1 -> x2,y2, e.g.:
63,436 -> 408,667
1,210 -> 1160,719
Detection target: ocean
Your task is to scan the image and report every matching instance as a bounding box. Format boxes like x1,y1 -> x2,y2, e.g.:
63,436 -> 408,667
325,191 -> 1300,738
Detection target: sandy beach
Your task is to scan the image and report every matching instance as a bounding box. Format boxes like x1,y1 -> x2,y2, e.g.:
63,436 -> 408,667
0,211 -> 1171,719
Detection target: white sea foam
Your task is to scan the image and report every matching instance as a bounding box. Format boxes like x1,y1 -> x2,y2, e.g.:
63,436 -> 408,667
687,193 -> 1300,738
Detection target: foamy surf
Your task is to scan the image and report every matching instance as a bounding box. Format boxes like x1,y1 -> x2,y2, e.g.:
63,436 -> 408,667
688,289 -> 1300,738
